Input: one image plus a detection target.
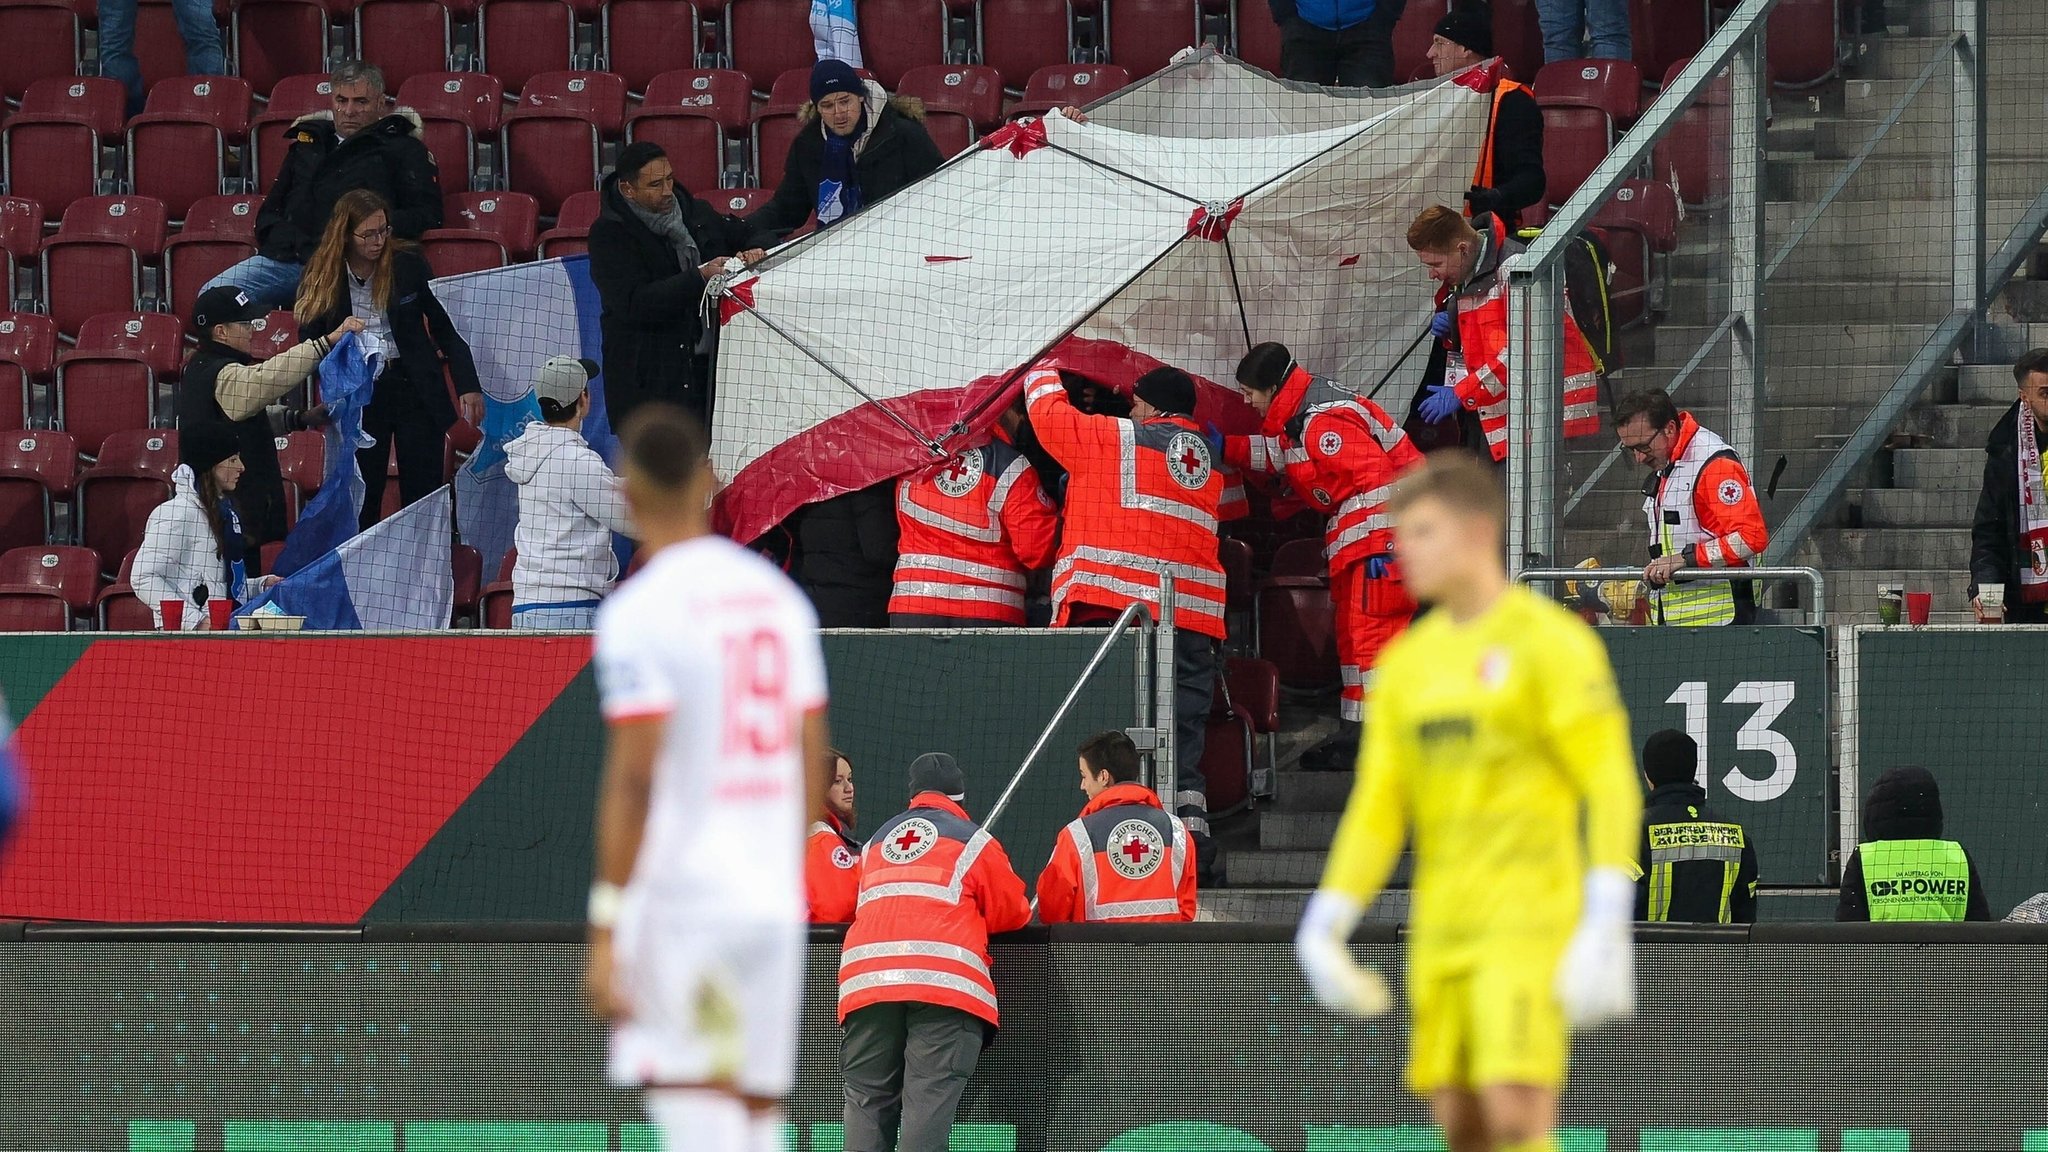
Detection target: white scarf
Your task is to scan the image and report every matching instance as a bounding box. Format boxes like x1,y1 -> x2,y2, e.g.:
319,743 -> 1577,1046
2017,404 -> 2048,601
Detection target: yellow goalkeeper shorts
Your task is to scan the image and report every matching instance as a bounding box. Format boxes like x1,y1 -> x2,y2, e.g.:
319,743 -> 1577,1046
1405,954 -> 1569,1095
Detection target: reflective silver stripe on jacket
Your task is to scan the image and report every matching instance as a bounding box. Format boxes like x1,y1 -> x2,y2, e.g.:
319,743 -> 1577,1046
838,968 -> 1000,1013
1063,812 -> 1188,921
840,940 -> 992,979
898,478 -> 1002,543
891,581 -> 1026,608
857,828 -> 992,908
1324,515 -> 1394,559
896,553 -> 1028,590
1116,420 -> 1217,530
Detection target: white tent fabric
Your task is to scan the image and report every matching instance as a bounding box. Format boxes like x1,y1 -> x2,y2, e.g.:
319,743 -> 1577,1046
710,52 -> 1497,543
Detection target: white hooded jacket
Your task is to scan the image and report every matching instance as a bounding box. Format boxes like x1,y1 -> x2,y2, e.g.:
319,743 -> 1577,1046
504,420 -> 635,606
132,465 -> 226,630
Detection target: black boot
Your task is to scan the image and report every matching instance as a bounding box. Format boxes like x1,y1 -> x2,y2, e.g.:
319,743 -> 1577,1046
1299,720 -> 1361,772
1195,831 -> 1226,888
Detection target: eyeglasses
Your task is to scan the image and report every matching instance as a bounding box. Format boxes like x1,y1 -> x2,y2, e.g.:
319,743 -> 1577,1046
352,225 -> 392,242
1619,427 -> 1667,459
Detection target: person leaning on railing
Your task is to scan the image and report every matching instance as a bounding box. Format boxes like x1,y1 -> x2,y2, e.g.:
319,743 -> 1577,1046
1836,766 -> 1991,923
1036,731 -> 1198,924
1615,388 -> 1769,627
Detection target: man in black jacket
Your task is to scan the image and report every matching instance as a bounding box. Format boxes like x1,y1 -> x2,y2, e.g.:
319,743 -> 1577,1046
588,141 -> 767,429
204,61 -> 443,309
750,60 -> 945,241
1969,348 -> 2048,623
1631,729 -> 1758,925
1427,4 -> 1547,228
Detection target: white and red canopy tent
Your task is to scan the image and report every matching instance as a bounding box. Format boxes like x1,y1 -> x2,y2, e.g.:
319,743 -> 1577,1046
710,51 -> 1500,543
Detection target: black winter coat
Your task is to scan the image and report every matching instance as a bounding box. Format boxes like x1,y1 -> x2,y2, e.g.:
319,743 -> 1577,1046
1479,87 -> 1546,227
751,96 -> 945,240
1632,781 -> 1759,924
178,341 -> 290,547
1968,401 -> 2048,620
791,485 -> 899,628
301,249 -> 482,434
256,111 -> 444,264
587,180 -> 762,428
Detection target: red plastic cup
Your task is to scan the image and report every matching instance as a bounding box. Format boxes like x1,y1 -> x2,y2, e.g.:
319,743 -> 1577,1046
159,599 -> 184,631
207,598 -> 233,631
1905,591 -> 1932,626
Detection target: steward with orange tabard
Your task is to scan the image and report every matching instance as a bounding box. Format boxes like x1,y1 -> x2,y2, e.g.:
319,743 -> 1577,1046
1410,206 -> 1603,462
1425,6 -> 1546,230
838,753 -> 1029,1152
806,750 -> 861,923
890,399 -> 1060,627
1038,731 -> 1198,923
1026,364 -> 1233,882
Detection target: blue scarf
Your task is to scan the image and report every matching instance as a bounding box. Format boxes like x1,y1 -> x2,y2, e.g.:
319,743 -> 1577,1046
220,495 -> 247,605
817,108 -> 867,227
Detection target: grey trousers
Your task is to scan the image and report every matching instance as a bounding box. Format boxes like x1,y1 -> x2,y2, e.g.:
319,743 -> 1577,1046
841,1002 -> 985,1152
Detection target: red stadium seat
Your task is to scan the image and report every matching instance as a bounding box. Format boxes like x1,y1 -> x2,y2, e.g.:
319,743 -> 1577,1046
0,0 -> 86,104
398,71 -> 506,138
641,68 -> 754,133
897,64 -> 1005,132
536,189 -> 602,257
0,197 -> 41,309
502,119 -> 602,217
1591,178 -> 1679,327
127,75 -> 255,220
97,547 -> 154,629
0,429 -> 76,553
0,313 -> 56,432
1651,57 -> 1729,207
1255,574 -> 1338,691
1491,0 -> 1545,81
1009,63 -> 1130,119
181,193 -> 265,242
1200,654 -> 1278,814
419,232 -> 508,275
232,0 -> 332,95
353,0 -> 455,94
417,117 -> 478,194
630,68 -> 753,191
1534,59 -> 1640,205
1104,0 -> 1199,81
2,78 -> 126,214
1768,0 -> 1840,88
133,1 -> 228,95
982,0 -> 1074,90
278,427 -> 323,521
73,311 -> 184,376
164,198 -> 262,326
515,69 -> 628,137
452,541 -> 481,625
76,428 -> 177,571
0,544 -> 101,617
858,0 -> 953,90
1233,0 -> 1281,74
482,580 -> 513,627
443,191 -> 541,260
602,0 -> 703,95
476,0 -> 576,95
751,69 -> 814,189
1268,537 -> 1327,579
1394,0 -> 1449,83
727,0 -> 815,93
0,586 -> 72,630
263,72 -> 335,117
1629,0 -> 1704,91
250,310 -> 300,360
56,312 -> 182,456
1220,533 -> 1253,643
40,196 -> 170,337
711,186 -> 772,217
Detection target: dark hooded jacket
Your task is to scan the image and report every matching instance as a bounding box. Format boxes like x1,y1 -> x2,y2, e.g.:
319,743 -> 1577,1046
586,178 -> 763,429
789,484 -> 899,629
1968,401 -> 2048,621
750,85 -> 944,241
299,247 -> 482,434
256,109 -> 444,264
1836,767 -> 1992,921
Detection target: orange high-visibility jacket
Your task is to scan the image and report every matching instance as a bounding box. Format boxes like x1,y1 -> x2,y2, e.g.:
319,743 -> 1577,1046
890,431 -> 1059,625
837,792 -> 1030,1028
1654,412 -> 1769,568
1037,781 -> 1197,924
1025,368 -> 1231,640
805,812 -> 861,924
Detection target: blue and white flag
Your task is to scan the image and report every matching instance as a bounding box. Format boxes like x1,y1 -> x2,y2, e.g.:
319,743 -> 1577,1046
811,0 -> 863,66
238,487 -> 455,630
272,331 -> 380,577
431,255 -> 611,578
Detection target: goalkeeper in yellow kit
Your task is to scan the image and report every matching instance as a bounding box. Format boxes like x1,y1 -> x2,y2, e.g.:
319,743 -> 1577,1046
1295,453 -> 1642,1152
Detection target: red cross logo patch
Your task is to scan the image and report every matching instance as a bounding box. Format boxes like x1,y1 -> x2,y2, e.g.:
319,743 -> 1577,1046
1165,431 -> 1212,491
1106,818 -> 1167,879
934,448 -> 985,498
880,817 -> 939,864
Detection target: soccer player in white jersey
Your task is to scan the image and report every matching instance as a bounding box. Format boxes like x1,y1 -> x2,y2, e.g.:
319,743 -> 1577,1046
585,404 -> 833,1152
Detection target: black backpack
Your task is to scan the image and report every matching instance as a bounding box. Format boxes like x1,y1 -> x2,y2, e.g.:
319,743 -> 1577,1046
1515,225 -> 1619,376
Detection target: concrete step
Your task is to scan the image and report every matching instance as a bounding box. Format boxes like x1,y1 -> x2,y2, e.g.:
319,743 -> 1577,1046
1895,401 -> 2005,447
1669,277 -> 1953,325
1764,156 -> 2048,202
1908,2 -> 2048,38
1227,848 -> 1327,887
1269,769 -> 1353,812
1815,526 -> 1971,568
1645,322 -> 1941,368
1840,79 -> 2048,133
1856,485 -> 1978,527
1828,567 -> 1977,617
1261,810 -> 1338,850
1892,445 -> 1984,486
1812,112 -> 2044,160
1859,34 -> 2048,83
1960,362 -> 2018,404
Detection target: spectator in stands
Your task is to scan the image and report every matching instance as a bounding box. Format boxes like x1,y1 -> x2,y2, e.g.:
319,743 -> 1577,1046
588,141 -> 768,429
180,287 -> 364,548
806,750 -> 861,923
1267,0 -> 1403,87
1037,731 -> 1199,923
839,752 -> 1029,1152
1837,766 -> 1991,922
133,423 -> 271,629
751,60 -> 945,240
295,189 -> 484,528
207,61 -> 443,310
1615,389 -> 1768,626
1968,348 -> 2048,624
791,487 -> 900,629
503,357 -> 634,630
1427,5 -> 1548,228
98,0 -> 226,116
1535,0 -> 1631,64
1631,729 -> 1758,924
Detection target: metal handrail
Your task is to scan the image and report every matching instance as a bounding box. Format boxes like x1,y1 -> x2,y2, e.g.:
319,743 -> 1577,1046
983,601 -> 1150,831
1515,565 -> 1829,625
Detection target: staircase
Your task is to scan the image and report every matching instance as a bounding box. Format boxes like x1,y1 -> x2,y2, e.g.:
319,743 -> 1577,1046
1207,0 -> 2048,918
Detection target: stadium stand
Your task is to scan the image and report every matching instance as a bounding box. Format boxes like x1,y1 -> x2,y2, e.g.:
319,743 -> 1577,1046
1103,0 -> 1203,81
0,0 -> 87,104
858,0 -> 960,90
626,68 -> 755,192
475,0 -> 578,95
39,196 -> 169,338
0,313 -> 55,432
0,198 -> 41,310
94,546 -> 152,629
536,189 -> 602,256
1007,64 -> 1130,120
76,428 -> 176,577
163,194 -> 264,328
503,70 -> 626,214
1590,178 -> 1680,329
896,64 -> 1004,155
245,74 -> 334,194
0,429 -> 75,555
54,312 -> 181,457
725,0 -> 817,94
1651,57 -> 1729,207
125,75 -> 254,222
1534,59 -> 1642,208
352,0 -> 456,93
0,544 -> 100,624
451,540 -> 482,625
439,191 -> 540,261
3,77 -> 125,213
230,0 -> 333,96
750,68 -> 814,189
711,186 -> 773,217
601,0 -> 702,95
981,0 -> 1075,90
276,427 -> 324,525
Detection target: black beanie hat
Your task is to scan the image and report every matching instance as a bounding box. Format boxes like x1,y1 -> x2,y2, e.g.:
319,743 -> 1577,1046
180,422 -> 243,475
1133,367 -> 1198,417
810,58 -> 865,104
1641,728 -> 1699,789
1435,3 -> 1495,58
907,751 -> 966,801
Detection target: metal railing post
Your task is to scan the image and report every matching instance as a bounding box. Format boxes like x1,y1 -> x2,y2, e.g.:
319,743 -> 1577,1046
1728,22 -> 1767,470
1513,565 -> 1828,626
1953,0 -> 1986,355
1152,575 -> 1177,807
983,602 -> 1150,831
1505,255 -> 1561,574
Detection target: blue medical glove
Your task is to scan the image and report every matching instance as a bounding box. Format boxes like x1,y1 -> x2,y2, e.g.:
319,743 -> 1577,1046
1364,554 -> 1394,579
1429,310 -> 1457,341
1419,384 -> 1461,423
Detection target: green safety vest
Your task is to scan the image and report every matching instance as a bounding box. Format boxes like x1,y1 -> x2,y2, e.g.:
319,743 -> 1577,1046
1860,838 -> 1971,922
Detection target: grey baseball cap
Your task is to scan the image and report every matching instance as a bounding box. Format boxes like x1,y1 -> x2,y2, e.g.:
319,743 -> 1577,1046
534,356 -> 599,406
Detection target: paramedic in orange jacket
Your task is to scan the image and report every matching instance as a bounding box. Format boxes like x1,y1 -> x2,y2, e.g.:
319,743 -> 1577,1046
1227,342 -> 1425,771
838,752 -> 1030,1152
1027,364 -> 1232,882
1409,205 -> 1603,462
890,397 -> 1061,626
806,749 -> 861,923
1038,730 -> 1198,923
1615,388 -> 1770,626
